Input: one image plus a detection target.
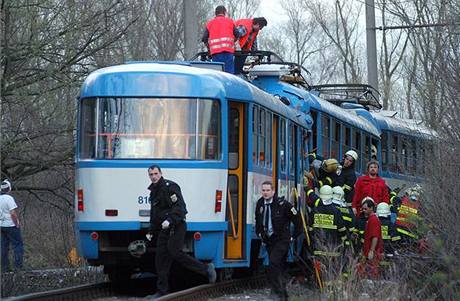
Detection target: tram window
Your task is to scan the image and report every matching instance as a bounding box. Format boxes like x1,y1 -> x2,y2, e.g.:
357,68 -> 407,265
228,108 -> 239,170
79,98 -> 97,158
265,112 -> 272,168
353,130 -> 362,172
390,134 -> 399,173
252,106 -> 258,165
311,110 -> 318,152
91,97 -> 221,160
342,126 -> 351,159
331,120 -> 340,159
321,115 -> 330,158
259,109 -> 266,166
401,136 -> 408,174
381,132 -> 388,171
408,139 -> 416,175
364,135 -> 371,170
280,118 -> 286,172
227,175 -> 239,234
289,123 -> 295,177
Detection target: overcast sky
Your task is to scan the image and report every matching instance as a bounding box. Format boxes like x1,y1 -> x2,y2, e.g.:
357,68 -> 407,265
257,0 -> 288,26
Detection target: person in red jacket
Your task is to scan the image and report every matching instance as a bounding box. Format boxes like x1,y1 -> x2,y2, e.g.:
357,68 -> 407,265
202,6 -> 240,73
234,17 -> 267,74
352,160 -> 389,218
358,197 -> 384,279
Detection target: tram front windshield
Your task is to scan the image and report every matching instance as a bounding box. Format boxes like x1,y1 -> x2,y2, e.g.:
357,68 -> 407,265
79,97 -> 220,160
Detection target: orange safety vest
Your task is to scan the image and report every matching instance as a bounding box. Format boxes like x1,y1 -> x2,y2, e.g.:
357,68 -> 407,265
235,19 -> 259,51
206,16 -> 235,55
396,196 -> 420,228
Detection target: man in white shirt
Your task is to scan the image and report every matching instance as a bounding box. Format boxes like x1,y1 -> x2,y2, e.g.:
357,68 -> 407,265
1,179 -> 24,272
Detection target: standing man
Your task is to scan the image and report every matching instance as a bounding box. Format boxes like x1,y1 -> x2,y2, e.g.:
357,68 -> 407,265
352,160 -> 389,218
1,179 -> 24,272
255,181 -> 299,301
359,197 -> 383,279
234,17 -> 268,74
202,5 -> 239,73
146,165 -> 216,298
336,150 -> 358,206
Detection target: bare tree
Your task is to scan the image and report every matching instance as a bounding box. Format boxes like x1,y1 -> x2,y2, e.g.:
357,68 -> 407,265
304,0 -> 365,84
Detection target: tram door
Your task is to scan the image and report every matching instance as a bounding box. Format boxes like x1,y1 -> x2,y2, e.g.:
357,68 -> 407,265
226,102 -> 245,259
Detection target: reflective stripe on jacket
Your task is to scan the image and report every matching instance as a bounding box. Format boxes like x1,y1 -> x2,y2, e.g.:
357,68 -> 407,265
206,16 -> 236,55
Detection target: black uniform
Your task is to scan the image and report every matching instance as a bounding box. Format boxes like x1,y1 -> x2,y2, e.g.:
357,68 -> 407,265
149,177 -> 208,295
379,217 -> 400,255
335,160 -> 357,205
255,196 -> 300,301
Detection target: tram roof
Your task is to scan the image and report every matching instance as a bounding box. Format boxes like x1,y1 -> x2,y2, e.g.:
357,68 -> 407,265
249,75 -> 380,137
80,62 -> 310,128
370,112 -> 435,139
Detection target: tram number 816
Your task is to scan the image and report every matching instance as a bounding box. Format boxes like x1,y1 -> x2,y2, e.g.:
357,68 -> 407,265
138,196 -> 150,204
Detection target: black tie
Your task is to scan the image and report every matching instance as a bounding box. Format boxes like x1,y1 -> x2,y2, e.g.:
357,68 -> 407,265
264,203 -> 270,232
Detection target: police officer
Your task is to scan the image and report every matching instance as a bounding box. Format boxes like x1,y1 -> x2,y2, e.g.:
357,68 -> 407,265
255,181 -> 300,301
146,165 -> 216,298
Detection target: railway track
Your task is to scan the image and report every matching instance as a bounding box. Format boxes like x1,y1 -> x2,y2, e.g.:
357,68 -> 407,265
4,282 -> 115,301
157,274 -> 268,301
4,275 -> 268,301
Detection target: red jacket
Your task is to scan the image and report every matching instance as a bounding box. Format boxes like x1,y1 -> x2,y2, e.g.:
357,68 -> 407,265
363,213 -> 383,258
352,175 -> 389,218
235,19 -> 259,51
206,16 -> 236,55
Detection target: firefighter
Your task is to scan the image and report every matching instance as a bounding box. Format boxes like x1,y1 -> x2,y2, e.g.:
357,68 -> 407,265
335,150 -> 358,206
331,186 -> 355,238
146,165 -> 216,298
255,181 -> 300,301
376,203 -> 400,256
396,186 -> 421,229
305,153 -> 340,188
310,185 -> 347,267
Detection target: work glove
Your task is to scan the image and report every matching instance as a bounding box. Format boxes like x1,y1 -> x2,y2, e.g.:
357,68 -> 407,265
145,232 -> 153,241
161,220 -> 170,230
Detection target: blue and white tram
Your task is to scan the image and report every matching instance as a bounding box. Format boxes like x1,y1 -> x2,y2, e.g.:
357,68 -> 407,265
75,62 -> 312,280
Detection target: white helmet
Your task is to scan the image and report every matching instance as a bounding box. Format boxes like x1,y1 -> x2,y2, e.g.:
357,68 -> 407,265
376,203 -> 391,217
332,186 -> 345,201
345,150 -> 358,161
319,185 -> 333,205
1,180 -> 11,193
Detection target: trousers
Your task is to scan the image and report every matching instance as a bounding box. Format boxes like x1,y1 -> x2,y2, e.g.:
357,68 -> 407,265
1,226 -> 24,272
266,237 -> 290,300
155,221 -> 207,294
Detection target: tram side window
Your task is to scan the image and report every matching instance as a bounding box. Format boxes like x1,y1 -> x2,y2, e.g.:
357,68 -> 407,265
321,115 -> 330,158
311,110 -> 318,152
265,112 -> 272,168
289,123 -> 295,177
342,126 -> 351,160
408,139 -> 416,175
381,132 -> 388,171
79,98 -> 97,158
280,118 -> 286,173
364,135 -> 371,171
416,139 -> 426,176
390,134 -> 399,173
252,106 -> 258,165
331,120 -> 340,159
353,130 -> 362,173
259,109 -> 266,166
401,136 -> 408,174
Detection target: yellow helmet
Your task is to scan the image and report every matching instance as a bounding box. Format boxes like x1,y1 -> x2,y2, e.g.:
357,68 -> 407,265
321,158 -> 339,173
